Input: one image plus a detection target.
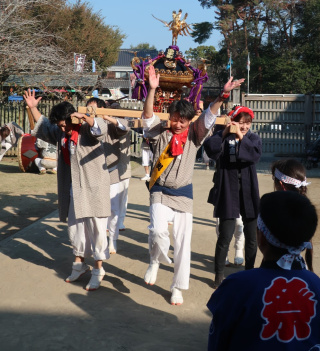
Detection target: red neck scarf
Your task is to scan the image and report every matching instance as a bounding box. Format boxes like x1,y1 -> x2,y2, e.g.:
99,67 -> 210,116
61,124 -> 81,165
170,127 -> 189,156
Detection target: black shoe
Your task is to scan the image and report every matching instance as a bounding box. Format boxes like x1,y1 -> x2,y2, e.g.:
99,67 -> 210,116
213,273 -> 224,289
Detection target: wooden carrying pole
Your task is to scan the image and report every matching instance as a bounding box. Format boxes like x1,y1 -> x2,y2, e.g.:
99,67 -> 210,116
76,107 -> 171,128
26,106 -> 35,131
77,106 -> 170,120
76,107 -> 235,131
215,115 -> 237,133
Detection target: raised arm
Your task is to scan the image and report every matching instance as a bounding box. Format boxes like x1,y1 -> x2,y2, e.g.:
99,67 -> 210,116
102,115 -> 119,125
11,122 -> 24,136
23,89 -> 42,122
143,65 -> 160,119
209,76 -> 245,115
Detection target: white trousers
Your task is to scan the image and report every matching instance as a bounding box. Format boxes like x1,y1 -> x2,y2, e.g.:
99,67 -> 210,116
68,192 -> 109,261
107,182 -> 120,240
34,157 -> 57,171
108,178 -> 130,236
142,148 -> 153,167
0,142 -> 12,161
216,217 -> 245,253
148,203 -> 193,290
118,178 -> 129,229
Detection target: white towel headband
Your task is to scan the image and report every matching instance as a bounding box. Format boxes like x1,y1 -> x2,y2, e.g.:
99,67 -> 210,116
274,168 -> 310,188
257,214 -> 312,270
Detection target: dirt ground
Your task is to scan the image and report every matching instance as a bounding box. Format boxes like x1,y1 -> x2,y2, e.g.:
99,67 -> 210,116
0,157 -> 59,240
0,156 -> 319,350
1,156 -> 319,244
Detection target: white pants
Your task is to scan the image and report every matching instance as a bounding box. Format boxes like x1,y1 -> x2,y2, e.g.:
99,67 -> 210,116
148,203 -> 193,290
0,142 -> 12,161
34,157 -> 57,171
68,192 -> 109,261
142,148 -> 153,167
118,178 -> 129,229
107,182 -> 120,240
216,217 -> 245,254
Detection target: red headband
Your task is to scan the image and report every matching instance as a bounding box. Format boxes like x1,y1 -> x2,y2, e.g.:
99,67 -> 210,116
230,106 -> 254,120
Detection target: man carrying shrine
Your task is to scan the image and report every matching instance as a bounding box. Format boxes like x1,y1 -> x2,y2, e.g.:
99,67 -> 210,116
142,65 -> 244,305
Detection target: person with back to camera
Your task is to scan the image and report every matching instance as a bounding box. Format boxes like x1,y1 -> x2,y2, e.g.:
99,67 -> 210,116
271,158 -> 313,272
142,64 -> 244,305
204,106 -> 262,288
207,191 -> 320,350
23,89 -> 111,291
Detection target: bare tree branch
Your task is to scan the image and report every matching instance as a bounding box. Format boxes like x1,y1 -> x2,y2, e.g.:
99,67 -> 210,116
0,0 -> 75,83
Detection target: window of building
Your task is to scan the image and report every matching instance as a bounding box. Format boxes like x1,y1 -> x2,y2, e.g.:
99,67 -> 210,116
115,72 -> 128,79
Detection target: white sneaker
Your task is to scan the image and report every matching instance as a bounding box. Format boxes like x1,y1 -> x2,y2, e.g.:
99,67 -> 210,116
171,287 -> 183,305
141,175 -> 150,181
65,262 -> 90,283
85,267 -> 105,291
109,239 -> 117,254
234,250 -> 244,265
225,257 -> 230,266
234,257 -> 244,265
144,263 -> 159,285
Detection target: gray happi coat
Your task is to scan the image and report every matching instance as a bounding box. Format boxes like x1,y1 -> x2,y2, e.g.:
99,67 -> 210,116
144,111 -> 213,214
102,119 -> 132,184
32,116 -> 110,222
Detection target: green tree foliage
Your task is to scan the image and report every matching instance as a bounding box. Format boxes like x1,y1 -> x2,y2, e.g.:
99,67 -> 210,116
295,0 -> 320,64
191,22 -> 214,44
22,0 -> 125,71
192,0 -> 317,94
185,45 -> 227,88
185,45 -> 217,61
130,43 -> 157,51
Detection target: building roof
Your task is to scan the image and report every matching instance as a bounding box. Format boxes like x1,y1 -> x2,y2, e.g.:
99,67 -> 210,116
99,79 -> 130,89
3,74 -> 99,88
112,49 -> 159,68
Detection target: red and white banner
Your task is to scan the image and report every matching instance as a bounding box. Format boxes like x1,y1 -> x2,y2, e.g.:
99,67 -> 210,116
74,53 -> 86,72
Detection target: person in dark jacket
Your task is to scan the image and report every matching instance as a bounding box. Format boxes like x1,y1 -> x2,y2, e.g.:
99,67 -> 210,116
204,106 -> 262,287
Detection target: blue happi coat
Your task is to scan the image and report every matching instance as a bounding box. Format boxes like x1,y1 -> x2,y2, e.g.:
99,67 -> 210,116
207,262 -> 320,350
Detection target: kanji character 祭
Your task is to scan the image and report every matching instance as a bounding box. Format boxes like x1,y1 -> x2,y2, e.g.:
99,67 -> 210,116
261,277 -> 317,342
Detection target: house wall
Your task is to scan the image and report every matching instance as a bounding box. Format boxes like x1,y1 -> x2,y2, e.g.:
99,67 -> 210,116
107,71 -> 116,79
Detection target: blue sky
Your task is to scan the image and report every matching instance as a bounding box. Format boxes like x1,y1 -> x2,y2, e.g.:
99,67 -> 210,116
69,0 -> 223,54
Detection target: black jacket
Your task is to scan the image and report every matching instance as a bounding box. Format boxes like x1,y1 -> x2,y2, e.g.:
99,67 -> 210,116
204,130 -> 262,219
